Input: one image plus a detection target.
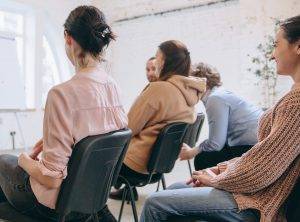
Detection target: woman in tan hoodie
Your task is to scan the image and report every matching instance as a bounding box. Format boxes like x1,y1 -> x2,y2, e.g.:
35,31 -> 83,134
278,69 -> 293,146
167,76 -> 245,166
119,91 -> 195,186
110,40 -> 206,201
141,15 -> 300,222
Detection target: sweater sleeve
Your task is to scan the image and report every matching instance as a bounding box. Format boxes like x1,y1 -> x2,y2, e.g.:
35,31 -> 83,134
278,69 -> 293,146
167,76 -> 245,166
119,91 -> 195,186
211,96 -> 300,194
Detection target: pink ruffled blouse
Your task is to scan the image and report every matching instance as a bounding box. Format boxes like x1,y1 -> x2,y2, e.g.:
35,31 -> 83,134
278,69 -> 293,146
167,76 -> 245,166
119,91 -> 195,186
30,67 -> 128,209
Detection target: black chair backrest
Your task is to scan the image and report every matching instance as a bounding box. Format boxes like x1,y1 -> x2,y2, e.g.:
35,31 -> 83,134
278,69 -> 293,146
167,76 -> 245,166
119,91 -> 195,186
111,131 -> 132,187
56,129 -> 132,216
183,113 -> 205,147
147,122 -> 189,174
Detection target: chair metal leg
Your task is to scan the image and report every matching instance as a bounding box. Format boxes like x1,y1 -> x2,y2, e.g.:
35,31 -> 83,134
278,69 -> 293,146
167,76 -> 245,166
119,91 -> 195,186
128,186 -> 139,222
118,186 -> 128,222
161,175 -> 166,190
156,180 -> 160,192
187,160 -> 193,177
117,175 -> 139,222
58,214 -> 65,222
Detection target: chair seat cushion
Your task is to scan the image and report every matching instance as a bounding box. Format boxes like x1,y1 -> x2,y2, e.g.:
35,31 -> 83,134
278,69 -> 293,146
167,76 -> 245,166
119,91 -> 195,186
0,202 -> 39,222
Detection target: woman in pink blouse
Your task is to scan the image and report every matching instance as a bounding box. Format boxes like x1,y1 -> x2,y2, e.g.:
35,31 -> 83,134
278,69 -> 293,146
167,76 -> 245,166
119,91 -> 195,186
0,6 -> 127,222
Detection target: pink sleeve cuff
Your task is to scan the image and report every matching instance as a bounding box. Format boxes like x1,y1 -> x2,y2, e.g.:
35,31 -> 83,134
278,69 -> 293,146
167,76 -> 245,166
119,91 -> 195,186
38,160 -> 67,179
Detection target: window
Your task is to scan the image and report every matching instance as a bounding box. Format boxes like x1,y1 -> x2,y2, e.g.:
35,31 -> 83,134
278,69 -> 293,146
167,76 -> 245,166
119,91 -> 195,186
0,5 -> 35,109
0,10 -> 23,34
0,2 -> 68,109
0,10 -> 24,81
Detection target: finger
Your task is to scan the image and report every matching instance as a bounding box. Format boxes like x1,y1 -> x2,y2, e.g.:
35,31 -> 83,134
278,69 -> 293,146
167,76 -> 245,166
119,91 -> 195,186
192,175 -> 201,180
186,178 -> 193,185
30,147 -> 42,159
31,148 -> 40,155
181,146 -> 188,151
34,139 -> 43,149
33,144 -> 43,154
192,170 -> 204,175
38,139 -> 43,145
37,142 -> 43,149
34,141 -> 41,149
179,155 -> 187,161
21,152 -> 30,159
182,143 -> 190,148
186,178 -> 196,185
193,180 -> 202,187
30,153 -> 37,159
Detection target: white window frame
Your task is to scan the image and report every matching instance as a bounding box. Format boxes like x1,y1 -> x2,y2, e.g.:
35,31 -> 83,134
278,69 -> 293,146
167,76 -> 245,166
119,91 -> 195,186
0,0 -> 35,109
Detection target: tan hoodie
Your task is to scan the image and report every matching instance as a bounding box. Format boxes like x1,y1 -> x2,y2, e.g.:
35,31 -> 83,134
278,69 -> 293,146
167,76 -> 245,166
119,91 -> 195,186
124,75 -> 206,174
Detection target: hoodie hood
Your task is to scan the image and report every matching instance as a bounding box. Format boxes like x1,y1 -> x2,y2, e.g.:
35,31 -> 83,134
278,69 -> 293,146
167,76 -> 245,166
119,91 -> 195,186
167,75 -> 206,106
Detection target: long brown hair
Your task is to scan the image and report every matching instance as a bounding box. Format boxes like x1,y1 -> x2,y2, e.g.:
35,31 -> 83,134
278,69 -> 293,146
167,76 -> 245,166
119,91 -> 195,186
158,40 -> 191,80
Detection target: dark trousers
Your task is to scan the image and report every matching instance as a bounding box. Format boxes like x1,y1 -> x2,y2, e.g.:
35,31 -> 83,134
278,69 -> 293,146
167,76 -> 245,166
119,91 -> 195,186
115,164 -> 161,189
115,164 -> 148,189
0,154 -> 86,222
194,145 -> 253,170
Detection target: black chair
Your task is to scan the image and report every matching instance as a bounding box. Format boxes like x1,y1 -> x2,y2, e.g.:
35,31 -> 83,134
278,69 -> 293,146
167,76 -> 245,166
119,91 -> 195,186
183,113 -> 205,176
0,129 -> 132,222
117,122 -> 189,222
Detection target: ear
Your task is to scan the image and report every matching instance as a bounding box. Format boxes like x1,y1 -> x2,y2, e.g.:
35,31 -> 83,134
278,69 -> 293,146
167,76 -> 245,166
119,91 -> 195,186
64,31 -> 72,46
296,40 -> 300,55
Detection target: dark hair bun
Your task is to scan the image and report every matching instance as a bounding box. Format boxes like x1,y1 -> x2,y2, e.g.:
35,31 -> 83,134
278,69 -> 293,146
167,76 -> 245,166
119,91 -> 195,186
64,6 -> 115,57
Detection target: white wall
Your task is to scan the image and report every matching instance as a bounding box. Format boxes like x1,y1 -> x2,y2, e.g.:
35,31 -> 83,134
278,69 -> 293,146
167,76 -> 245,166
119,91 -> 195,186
93,0 -> 299,143
110,0 -> 245,110
94,0 -> 299,111
0,0 -> 299,150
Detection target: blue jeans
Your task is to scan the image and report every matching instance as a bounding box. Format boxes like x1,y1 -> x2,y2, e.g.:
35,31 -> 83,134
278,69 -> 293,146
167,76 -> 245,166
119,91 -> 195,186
140,182 -> 260,222
0,154 -> 37,212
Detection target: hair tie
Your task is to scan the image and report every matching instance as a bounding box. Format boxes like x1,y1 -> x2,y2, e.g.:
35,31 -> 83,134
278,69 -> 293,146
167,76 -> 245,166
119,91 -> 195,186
101,27 -> 110,38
